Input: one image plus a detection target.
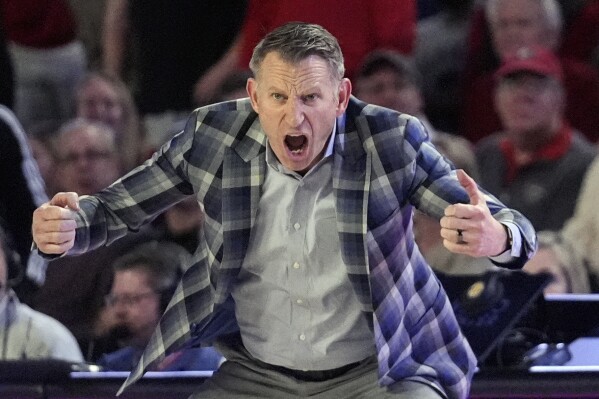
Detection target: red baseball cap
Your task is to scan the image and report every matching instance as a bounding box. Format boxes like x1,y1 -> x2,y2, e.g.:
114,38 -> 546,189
495,46 -> 563,82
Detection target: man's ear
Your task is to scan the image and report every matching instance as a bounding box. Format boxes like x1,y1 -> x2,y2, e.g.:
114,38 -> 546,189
336,78 -> 352,117
247,78 -> 260,113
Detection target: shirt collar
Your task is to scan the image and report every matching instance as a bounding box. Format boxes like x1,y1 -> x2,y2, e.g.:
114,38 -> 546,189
500,122 -> 573,184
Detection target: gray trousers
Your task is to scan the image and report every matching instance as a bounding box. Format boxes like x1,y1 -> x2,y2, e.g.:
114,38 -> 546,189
189,335 -> 445,399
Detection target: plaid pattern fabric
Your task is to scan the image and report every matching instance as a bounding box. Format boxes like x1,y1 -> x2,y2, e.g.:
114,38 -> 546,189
68,97 -> 536,399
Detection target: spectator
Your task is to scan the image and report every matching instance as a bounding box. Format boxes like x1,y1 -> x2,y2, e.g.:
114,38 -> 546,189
354,50 -> 496,275
102,0 -> 248,151
97,241 -> 223,371
476,46 -> 596,232
75,71 -> 143,171
467,0 -> 599,72
0,0 -> 87,131
29,119 -> 158,360
194,0 -> 417,104
524,156 -> 599,293
461,0 -> 599,143
354,50 -> 475,174
52,119 -> 121,195
0,225 -> 83,362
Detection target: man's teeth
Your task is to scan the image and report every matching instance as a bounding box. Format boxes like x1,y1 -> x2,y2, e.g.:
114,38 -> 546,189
291,148 -> 303,154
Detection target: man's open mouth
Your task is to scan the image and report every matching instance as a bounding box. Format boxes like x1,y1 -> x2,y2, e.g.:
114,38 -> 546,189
285,135 -> 307,154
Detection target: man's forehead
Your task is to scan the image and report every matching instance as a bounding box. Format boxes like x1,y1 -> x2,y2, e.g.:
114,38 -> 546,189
260,52 -> 332,75
258,55 -> 335,90
63,128 -> 114,147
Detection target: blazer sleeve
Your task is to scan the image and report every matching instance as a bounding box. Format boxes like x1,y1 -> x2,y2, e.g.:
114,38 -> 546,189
397,116 -> 537,269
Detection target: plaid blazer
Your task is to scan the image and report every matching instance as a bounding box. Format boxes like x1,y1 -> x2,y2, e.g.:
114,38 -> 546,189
69,97 -> 536,399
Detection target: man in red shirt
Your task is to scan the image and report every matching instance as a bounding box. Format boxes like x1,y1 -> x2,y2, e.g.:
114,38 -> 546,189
461,0 -> 599,143
475,46 -> 596,232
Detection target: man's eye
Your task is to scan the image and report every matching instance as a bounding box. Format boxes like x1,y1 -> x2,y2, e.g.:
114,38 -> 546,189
303,94 -> 317,102
272,93 -> 284,100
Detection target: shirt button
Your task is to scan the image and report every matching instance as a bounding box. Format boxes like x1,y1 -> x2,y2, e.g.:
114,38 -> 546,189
296,299 -> 303,304
294,222 -> 301,230
299,334 -> 306,341
292,262 -> 300,269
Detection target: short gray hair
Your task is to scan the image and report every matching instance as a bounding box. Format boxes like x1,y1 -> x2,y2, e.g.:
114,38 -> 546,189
486,0 -> 563,38
55,118 -> 116,157
57,118 -> 116,146
249,22 -> 345,82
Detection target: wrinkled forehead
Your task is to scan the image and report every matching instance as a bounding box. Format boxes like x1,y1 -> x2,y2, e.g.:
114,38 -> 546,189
62,126 -> 115,149
257,52 -> 337,81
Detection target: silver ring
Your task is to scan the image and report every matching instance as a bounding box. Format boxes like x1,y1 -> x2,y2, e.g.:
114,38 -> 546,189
457,229 -> 465,244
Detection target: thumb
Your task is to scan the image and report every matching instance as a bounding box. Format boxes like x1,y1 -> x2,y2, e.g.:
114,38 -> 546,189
49,192 -> 80,211
457,169 -> 481,205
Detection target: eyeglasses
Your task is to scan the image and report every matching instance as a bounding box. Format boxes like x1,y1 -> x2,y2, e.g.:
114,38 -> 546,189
499,74 -> 559,94
104,291 -> 157,307
60,150 -> 114,164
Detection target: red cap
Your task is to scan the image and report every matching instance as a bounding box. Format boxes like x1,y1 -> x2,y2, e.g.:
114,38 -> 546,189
495,46 -> 563,82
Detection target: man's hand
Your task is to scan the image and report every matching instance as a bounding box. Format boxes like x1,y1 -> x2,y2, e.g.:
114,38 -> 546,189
440,170 -> 508,257
32,192 -> 80,255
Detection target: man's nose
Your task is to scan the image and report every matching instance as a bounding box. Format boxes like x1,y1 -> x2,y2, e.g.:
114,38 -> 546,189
285,98 -> 304,127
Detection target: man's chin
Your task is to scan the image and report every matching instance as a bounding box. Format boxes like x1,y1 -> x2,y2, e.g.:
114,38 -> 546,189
282,160 -> 311,175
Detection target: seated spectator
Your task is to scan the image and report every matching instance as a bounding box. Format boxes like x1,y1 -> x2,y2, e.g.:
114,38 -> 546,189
75,72 -> 143,171
354,50 -> 497,275
524,156 -> 599,293
354,50 -> 475,165
467,0 -> 599,73
29,119 -> 159,360
476,46 -> 596,232
0,225 -> 83,362
97,241 -> 223,371
52,119 -> 122,195
461,0 -> 599,143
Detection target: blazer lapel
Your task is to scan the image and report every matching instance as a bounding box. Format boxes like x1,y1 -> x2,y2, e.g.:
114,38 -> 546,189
333,111 -> 372,312
218,117 -> 266,302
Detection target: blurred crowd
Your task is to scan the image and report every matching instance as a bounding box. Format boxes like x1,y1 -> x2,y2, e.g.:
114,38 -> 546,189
1,0 -> 599,365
